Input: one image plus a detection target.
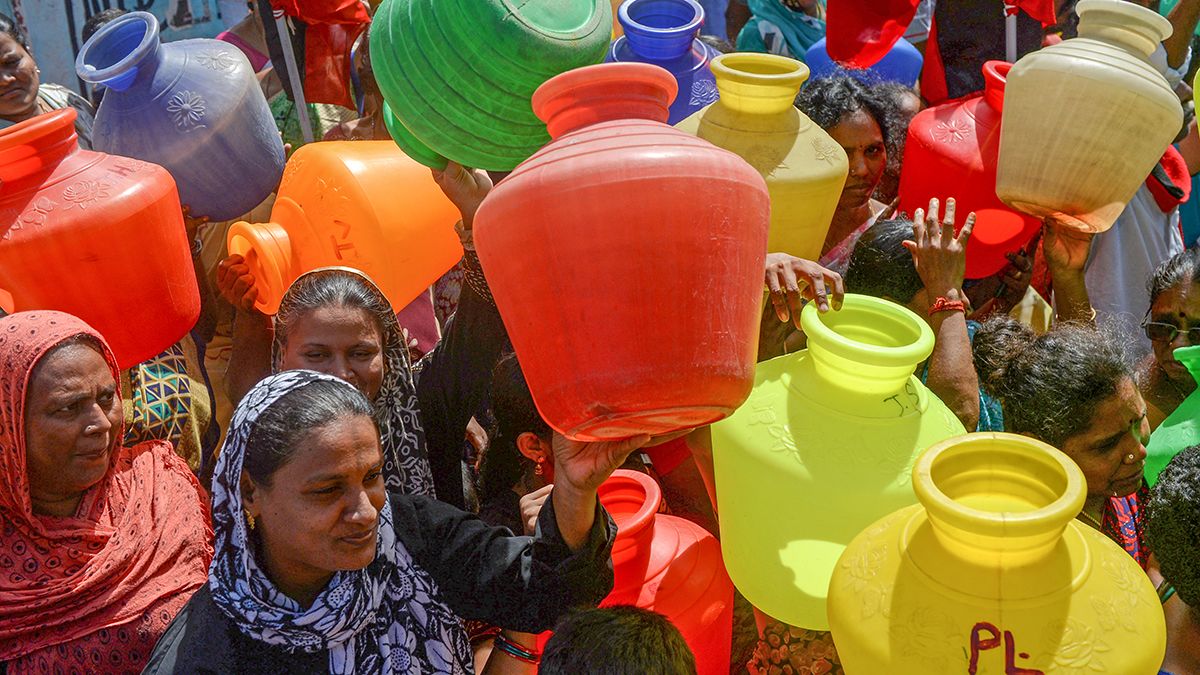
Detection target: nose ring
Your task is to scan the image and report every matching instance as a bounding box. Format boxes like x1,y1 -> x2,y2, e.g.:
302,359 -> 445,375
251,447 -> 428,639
1126,453 -> 1135,463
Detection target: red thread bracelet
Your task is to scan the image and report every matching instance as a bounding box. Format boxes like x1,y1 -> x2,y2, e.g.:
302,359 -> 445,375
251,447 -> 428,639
928,296 -> 967,316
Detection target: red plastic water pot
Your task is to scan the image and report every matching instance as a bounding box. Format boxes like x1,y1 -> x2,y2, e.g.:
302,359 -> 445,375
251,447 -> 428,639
898,61 -> 1041,279
474,62 -> 770,441
0,109 -> 199,369
539,470 -> 734,674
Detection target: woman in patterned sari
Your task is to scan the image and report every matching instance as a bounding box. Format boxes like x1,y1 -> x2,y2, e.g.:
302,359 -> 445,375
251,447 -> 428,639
0,311 -> 211,673
145,370 -> 643,672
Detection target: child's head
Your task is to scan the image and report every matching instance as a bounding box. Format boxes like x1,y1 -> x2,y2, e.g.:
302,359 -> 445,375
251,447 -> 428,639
540,606 -> 697,675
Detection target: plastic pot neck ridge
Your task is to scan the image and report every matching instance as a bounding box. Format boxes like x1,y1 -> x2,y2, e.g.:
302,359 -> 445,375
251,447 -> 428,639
1075,0 -> 1173,60
619,0 -> 704,62
598,469 -> 662,574
797,294 -> 934,408
1173,344 -> 1200,386
710,53 -> 808,116
982,60 -> 1010,112
913,433 -> 1085,578
76,11 -> 163,92
0,109 -> 80,190
533,62 -> 678,138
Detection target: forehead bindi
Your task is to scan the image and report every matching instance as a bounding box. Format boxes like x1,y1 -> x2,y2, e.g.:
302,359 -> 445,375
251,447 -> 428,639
1083,382 -> 1144,440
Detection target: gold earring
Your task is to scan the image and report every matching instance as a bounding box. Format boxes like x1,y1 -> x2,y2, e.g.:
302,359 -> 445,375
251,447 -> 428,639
534,458 -> 545,476
246,513 -> 255,531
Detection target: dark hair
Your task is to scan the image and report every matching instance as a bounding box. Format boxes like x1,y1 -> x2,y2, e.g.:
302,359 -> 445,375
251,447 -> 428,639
844,218 -> 922,304
82,9 -> 128,44
974,317 -> 1133,448
541,606 -> 697,675
1148,247 -> 1200,308
1146,445 -> 1200,607
244,379 -> 377,486
0,12 -> 29,52
478,352 -> 551,502
795,74 -> 906,157
274,270 -> 392,355
870,81 -> 919,202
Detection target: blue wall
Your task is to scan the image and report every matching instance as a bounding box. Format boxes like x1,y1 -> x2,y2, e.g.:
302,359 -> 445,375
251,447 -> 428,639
1,0 -> 246,95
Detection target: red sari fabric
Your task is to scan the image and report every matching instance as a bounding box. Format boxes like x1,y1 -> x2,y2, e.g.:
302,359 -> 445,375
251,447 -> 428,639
0,312 -> 212,672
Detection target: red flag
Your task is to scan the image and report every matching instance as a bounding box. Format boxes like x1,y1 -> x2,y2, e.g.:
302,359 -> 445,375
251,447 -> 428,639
270,0 -> 370,108
825,0 -> 922,68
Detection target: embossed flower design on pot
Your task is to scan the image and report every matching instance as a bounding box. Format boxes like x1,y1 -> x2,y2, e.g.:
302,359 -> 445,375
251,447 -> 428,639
813,137 -> 841,164
196,50 -> 238,72
931,119 -> 972,143
13,197 -> 56,233
842,545 -> 885,591
61,180 -> 111,209
1045,619 -> 1111,674
166,91 -> 208,132
688,80 -> 719,107
895,605 -> 960,667
840,540 -> 894,620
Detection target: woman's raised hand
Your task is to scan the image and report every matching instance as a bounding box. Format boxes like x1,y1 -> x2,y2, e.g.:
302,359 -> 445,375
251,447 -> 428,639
551,433 -> 651,496
903,197 -> 976,301
216,254 -> 261,314
431,161 -> 493,230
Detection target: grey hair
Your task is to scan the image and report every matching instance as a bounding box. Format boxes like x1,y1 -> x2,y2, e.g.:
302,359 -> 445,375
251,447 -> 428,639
974,317 -> 1134,448
1147,247 -> 1200,307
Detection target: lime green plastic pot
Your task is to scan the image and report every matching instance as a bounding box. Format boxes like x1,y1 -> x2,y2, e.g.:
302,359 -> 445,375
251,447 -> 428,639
371,0 -> 612,171
709,294 -> 966,630
1146,345 -> 1200,486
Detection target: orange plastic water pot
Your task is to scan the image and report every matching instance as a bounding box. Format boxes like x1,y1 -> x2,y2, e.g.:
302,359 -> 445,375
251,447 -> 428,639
474,62 -> 771,441
0,109 -> 199,369
227,141 -> 463,315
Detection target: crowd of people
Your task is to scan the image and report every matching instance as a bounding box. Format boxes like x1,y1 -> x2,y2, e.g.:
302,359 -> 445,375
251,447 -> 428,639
3,0 -> 1200,673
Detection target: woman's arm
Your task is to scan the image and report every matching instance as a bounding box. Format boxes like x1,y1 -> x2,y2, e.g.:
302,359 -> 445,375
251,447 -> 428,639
1165,0 -> 1200,70
923,296 -> 979,430
393,436 -> 646,631
393,491 -> 614,632
1042,218 -> 1095,325
216,254 -> 274,405
904,198 -> 981,431
414,164 -> 508,507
